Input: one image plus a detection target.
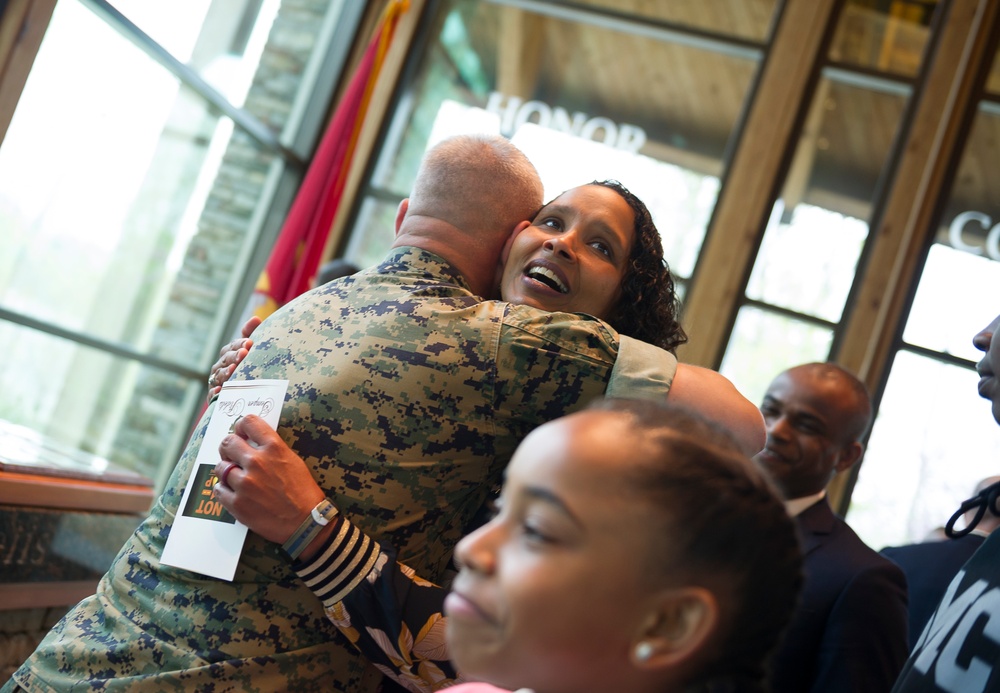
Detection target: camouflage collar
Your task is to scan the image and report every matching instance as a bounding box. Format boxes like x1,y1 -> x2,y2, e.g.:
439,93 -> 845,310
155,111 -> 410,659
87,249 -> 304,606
382,246 -> 476,294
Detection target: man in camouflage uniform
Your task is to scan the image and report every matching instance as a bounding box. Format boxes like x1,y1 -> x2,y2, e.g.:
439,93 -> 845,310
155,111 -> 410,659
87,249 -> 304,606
6,135 -> 755,692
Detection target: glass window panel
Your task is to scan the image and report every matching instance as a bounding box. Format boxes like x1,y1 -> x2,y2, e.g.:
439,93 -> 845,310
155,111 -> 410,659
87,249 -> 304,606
346,0 -> 760,283
719,307 -> 834,407
830,0 -> 939,78
0,0 -> 337,483
848,351 -> 1000,549
0,322 -> 201,484
744,77 -> 908,321
107,0 -> 282,107
568,0 -> 777,42
933,103 -> 1000,272
746,202 -> 869,322
0,3 -> 273,371
849,87 -> 1000,548
903,244 -> 1000,360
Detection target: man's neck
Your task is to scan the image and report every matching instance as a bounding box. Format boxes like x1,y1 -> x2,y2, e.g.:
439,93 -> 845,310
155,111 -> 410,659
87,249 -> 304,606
785,489 -> 826,518
394,222 -> 500,298
392,239 -> 493,298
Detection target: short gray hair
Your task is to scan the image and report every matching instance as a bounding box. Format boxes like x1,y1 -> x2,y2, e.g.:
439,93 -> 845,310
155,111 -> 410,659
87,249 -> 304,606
408,134 -> 543,240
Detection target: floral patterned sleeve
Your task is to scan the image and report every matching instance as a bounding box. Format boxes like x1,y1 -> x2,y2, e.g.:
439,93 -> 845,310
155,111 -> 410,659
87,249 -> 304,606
292,516 -> 466,692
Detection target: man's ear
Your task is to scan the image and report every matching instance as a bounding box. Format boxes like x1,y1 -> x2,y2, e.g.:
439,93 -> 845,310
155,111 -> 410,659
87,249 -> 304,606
492,220 -> 532,297
834,441 -> 864,474
394,199 -> 409,236
629,587 -> 719,671
500,220 -> 532,266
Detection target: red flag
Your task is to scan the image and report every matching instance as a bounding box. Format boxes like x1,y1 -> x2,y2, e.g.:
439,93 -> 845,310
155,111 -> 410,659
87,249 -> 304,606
249,0 -> 409,319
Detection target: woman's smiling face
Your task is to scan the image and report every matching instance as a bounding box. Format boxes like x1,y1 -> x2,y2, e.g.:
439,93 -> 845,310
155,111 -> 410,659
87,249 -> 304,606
499,184 -> 634,320
444,411 -> 658,693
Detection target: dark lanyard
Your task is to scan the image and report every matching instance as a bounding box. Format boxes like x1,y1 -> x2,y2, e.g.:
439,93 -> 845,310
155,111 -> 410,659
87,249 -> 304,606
946,480 -> 1000,538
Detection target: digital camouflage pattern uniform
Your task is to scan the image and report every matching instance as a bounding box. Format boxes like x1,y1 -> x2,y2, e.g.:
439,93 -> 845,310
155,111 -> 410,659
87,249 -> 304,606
9,248 -> 676,693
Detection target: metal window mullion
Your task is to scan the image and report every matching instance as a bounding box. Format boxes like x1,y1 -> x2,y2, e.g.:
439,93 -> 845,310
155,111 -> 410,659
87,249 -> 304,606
823,63 -> 915,97
740,298 -> 840,331
280,0 -> 366,159
0,306 -> 205,380
898,342 -> 978,371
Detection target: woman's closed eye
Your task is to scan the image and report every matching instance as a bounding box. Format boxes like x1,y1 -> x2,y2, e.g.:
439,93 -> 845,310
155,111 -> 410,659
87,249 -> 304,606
519,511 -> 563,545
521,520 -> 554,544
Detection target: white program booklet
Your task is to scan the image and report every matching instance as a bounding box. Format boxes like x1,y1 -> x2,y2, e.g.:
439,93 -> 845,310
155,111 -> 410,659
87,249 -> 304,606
161,379 -> 288,581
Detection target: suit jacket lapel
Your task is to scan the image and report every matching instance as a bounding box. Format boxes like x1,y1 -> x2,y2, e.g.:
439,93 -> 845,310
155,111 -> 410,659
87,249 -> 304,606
796,498 -> 836,557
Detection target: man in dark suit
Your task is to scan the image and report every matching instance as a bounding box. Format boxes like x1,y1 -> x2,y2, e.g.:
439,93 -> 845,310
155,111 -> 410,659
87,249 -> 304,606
755,363 -> 909,693
880,475 -> 1000,649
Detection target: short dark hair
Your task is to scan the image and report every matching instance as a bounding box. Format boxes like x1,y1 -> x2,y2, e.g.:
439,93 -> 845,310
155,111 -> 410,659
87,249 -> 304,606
792,363 -> 873,442
587,399 -> 803,692
589,180 -> 687,354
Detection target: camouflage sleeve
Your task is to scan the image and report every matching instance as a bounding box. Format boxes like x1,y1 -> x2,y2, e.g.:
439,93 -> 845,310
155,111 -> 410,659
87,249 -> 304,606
606,335 -> 677,399
294,518 -> 464,692
493,306 -> 673,437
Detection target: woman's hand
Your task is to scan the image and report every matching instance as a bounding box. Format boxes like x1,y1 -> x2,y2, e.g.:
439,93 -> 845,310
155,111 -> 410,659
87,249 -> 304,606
213,414 -> 326,545
206,316 -> 262,402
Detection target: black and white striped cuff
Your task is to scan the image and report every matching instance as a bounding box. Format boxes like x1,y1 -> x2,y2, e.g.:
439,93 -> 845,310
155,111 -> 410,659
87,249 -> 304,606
294,518 -> 382,605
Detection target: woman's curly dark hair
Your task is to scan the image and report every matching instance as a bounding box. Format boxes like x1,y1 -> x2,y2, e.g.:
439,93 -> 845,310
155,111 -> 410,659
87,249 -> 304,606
591,180 -> 687,353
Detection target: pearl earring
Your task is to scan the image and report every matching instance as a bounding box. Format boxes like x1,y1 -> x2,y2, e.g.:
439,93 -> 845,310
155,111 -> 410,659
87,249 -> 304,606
635,641 -> 654,662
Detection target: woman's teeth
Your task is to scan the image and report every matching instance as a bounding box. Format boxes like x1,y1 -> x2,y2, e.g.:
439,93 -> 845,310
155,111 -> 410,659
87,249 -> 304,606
526,266 -> 568,293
